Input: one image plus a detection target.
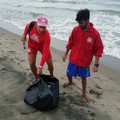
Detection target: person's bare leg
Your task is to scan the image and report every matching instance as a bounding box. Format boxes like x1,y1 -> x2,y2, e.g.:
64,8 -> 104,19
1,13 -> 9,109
62,75 -> 74,87
28,54 -> 38,80
46,58 -> 54,77
81,78 -> 91,101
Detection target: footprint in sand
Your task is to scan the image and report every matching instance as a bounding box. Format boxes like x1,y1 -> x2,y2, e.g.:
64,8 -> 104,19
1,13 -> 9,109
5,38 -> 8,40
95,84 -> 102,89
20,109 -> 37,116
61,77 -> 65,80
12,39 -> 16,41
90,112 -> 96,117
117,108 -> 120,111
10,42 -> 15,45
8,50 -> 16,54
10,58 -> 14,61
0,67 -> 7,73
89,89 -> 103,99
20,59 -> 25,62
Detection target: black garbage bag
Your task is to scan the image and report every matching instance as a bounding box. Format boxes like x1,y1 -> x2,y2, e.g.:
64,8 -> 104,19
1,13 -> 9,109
24,74 -> 59,111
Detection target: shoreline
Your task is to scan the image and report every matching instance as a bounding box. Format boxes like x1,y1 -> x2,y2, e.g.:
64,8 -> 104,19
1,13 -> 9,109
0,22 -> 120,83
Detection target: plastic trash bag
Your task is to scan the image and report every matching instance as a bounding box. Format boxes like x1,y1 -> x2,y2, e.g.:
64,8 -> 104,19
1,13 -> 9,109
24,74 -> 59,111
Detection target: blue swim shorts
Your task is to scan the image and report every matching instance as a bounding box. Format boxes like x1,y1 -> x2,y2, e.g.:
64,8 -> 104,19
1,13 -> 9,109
66,62 -> 90,78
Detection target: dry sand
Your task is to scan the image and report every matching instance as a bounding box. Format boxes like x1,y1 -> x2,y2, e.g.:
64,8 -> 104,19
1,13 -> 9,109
0,27 -> 120,120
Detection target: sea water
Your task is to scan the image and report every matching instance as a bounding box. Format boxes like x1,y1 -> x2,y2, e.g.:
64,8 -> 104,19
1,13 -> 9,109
0,0 -> 120,59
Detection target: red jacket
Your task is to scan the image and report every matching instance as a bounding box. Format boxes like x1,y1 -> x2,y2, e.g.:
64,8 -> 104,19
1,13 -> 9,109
66,23 -> 104,66
23,23 -> 51,66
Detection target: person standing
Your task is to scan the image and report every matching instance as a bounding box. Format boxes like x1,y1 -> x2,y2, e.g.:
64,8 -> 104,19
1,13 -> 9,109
62,9 -> 104,101
21,16 -> 54,84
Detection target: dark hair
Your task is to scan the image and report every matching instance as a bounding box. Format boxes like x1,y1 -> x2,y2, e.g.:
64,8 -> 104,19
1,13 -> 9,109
76,9 -> 90,22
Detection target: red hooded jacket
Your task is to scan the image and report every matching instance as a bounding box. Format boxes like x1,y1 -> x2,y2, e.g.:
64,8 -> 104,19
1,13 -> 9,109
23,23 -> 51,67
66,23 -> 104,66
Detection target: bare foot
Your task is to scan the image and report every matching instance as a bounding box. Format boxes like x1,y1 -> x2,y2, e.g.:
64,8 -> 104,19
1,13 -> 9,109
62,82 -> 75,88
82,94 -> 91,101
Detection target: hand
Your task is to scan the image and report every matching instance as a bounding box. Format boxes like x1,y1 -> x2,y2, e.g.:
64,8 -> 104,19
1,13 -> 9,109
37,67 -> 43,74
21,35 -> 26,42
62,55 -> 67,62
92,66 -> 98,72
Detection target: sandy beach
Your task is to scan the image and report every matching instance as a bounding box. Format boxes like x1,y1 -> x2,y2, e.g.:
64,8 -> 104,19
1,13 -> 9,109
0,27 -> 120,120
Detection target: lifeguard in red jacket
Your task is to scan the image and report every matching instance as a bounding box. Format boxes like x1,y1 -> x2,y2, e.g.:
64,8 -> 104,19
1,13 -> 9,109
62,9 -> 104,101
21,16 -> 54,84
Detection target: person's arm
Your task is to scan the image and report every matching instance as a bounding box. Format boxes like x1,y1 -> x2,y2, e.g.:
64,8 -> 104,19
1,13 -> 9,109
62,48 -> 70,62
94,56 -> 99,65
92,32 -> 104,72
62,28 -> 74,62
21,23 -> 30,42
40,32 -> 51,67
92,56 -> 100,72
37,32 -> 51,74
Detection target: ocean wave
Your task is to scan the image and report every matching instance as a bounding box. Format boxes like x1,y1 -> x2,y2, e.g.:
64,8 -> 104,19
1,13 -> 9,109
41,0 -> 86,4
0,2 -> 22,8
26,5 -> 77,12
41,0 -> 120,7
93,9 -> 120,16
14,5 -> 23,7
25,5 -> 120,16
28,12 -> 44,18
2,1 -> 120,15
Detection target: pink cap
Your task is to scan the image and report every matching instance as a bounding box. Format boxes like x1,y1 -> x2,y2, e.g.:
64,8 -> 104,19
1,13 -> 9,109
37,16 -> 48,27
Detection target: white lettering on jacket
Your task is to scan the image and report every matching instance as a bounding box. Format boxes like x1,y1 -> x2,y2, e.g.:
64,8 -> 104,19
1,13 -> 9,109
87,37 -> 93,43
31,34 -> 39,42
